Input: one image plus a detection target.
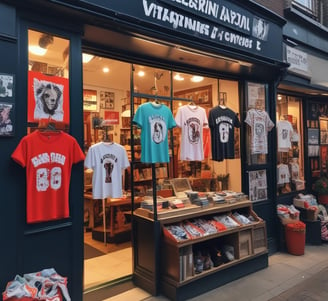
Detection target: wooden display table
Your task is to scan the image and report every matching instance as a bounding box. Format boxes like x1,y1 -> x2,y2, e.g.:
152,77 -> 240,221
84,193 -> 142,244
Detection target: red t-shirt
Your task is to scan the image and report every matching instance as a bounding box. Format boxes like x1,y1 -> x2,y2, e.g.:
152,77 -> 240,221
11,130 -> 85,223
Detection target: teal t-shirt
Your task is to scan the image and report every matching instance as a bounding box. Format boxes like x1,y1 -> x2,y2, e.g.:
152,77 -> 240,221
133,102 -> 176,163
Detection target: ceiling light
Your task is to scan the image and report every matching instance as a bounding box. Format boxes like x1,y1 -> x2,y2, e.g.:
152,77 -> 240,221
138,71 -> 145,77
191,76 -> 204,83
174,73 -> 184,81
103,67 -> 110,73
82,53 -> 94,64
29,45 -> 47,56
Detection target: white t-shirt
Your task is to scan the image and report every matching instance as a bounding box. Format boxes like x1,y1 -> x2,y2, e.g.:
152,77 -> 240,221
84,142 -> 130,199
277,120 -> 293,152
277,163 -> 290,185
289,161 -> 300,181
245,109 -> 274,154
175,104 -> 208,161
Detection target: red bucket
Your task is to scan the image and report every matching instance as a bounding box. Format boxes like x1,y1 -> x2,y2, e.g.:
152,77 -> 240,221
285,222 -> 306,256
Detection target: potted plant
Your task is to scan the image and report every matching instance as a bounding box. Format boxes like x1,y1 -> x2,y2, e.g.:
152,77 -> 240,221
314,176 -> 328,204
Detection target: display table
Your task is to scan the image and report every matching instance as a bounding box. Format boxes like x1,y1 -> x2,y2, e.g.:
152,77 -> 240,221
133,200 -> 268,300
84,193 -> 142,244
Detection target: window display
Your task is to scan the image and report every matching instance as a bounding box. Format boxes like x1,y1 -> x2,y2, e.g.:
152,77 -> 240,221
276,95 -> 304,195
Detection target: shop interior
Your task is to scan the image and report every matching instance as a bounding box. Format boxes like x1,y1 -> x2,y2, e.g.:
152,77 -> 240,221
81,56 -> 242,289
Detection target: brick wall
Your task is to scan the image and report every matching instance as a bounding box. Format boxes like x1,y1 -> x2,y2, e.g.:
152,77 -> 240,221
252,0 -> 286,16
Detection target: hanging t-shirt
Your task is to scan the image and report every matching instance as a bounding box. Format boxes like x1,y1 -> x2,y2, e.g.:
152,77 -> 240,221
277,120 -> 293,152
208,106 -> 241,162
133,102 -> 176,163
245,109 -> 274,154
289,160 -> 300,181
277,163 -> 290,185
84,142 -> 130,199
174,104 -> 208,161
11,130 -> 85,223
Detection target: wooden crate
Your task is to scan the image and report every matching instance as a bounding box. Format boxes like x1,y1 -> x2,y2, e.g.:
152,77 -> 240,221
253,222 -> 267,254
239,229 -> 253,258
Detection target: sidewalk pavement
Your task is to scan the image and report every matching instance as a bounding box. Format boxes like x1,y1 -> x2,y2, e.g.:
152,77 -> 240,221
104,243 -> 328,301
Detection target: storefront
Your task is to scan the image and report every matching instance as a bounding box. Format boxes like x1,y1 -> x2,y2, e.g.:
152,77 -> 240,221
0,1 -> 288,300
277,8 -> 328,203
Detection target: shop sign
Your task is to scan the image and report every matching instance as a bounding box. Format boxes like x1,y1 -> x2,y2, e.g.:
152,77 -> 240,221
286,45 -> 309,75
76,0 -> 283,61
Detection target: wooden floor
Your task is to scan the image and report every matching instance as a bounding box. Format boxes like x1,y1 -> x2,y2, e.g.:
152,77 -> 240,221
84,230 -> 131,254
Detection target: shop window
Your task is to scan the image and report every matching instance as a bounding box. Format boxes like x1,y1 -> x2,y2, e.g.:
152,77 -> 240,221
276,95 -> 304,195
28,29 -> 70,130
245,82 -> 271,166
292,0 -> 320,22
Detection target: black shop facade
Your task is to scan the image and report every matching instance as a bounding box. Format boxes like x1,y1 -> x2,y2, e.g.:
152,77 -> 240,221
0,1 -> 287,300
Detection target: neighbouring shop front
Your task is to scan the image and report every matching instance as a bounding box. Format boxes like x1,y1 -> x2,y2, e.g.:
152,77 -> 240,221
0,1 -> 288,300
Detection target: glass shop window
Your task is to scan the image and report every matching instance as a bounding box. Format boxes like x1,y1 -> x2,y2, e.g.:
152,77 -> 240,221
276,94 -> 304,195
28,29 -> 70,131
245,82 -> 272,165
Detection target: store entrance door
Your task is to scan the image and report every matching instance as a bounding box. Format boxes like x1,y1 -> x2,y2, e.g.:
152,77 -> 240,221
83,55 -> 133,290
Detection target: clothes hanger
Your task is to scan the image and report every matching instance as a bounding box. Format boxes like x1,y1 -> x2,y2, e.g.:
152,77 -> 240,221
38,118 -> 61,132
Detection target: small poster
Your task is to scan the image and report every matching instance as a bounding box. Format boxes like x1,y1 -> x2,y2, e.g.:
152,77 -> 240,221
28,71 -> 70,124
249,170 -> 267,202
0,102 -> 14,136
308,128 -> 319,145
0,73 -> 14,98
100,91 -> 115,109
83,89 -> 97,111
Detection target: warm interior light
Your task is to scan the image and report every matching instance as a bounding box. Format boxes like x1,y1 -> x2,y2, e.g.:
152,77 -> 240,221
122,110 -> 131,117
103,67 -> 110,73
277,95 -> 282,100
82,53 -> 94,64
174,73 -> 184,81
29,45 -> 47,56
138,71 -> 145,77
191,76 -> 204,83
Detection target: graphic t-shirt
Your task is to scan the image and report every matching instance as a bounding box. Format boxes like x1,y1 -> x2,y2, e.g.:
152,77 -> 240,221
11,130 -> 85,223
208,106 -> 241,162
245,109 -> 274,154
133,102 -> 176,163
175,104 -> 208,161
84,142 -> 130,199
289,161 -> 300,181
277,163 -> 290,185
277,120 -> 293,152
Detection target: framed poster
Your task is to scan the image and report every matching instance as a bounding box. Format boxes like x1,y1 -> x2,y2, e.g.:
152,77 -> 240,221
100,91 -> 115,109
0,102 -> 14,136
247,82 -> 265,110
28,71 -> 70,124
248,169 -> 267,202
319,117 -> 328,145
174,85 -> 212,106
0,73 -> 14,98
83,89 -> 97,111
